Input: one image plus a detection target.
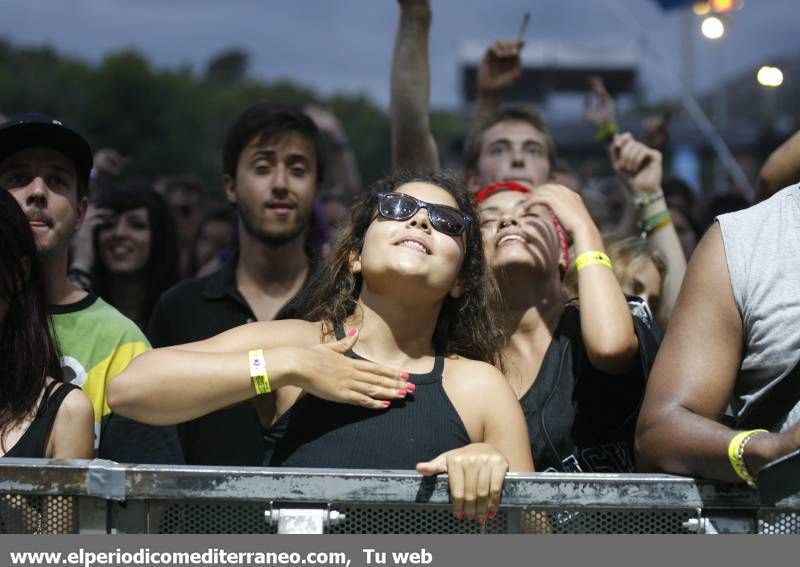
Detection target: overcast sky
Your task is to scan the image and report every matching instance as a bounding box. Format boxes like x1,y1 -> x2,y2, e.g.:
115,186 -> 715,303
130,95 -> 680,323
2,0 -> 797,109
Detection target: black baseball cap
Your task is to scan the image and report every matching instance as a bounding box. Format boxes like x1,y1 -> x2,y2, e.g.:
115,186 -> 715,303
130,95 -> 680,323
0,112 -> 93,191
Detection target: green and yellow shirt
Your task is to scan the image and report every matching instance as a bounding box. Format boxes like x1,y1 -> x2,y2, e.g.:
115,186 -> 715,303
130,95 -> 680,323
50,294 -> 149,447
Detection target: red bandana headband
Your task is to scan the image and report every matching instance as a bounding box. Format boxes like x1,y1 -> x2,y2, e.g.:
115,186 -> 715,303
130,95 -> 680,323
473,181 -> 571,273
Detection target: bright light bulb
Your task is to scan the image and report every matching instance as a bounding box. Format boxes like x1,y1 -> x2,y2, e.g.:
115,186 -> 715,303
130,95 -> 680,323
701,16 -> 725,39
757,66 -> 784,87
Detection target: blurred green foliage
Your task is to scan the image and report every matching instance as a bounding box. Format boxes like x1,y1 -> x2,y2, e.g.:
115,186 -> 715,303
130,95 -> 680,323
0,39 -> 462,197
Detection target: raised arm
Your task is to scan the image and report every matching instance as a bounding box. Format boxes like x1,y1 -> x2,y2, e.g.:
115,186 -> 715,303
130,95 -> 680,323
474,39 -> 524,123
755,129 -> 800,203
390,0 -> 439,170
107,321 -> 413,425
583,76 -> 617,136
609,132 -> 687,326
528,184 -> 639,374
635,223 -> 798,480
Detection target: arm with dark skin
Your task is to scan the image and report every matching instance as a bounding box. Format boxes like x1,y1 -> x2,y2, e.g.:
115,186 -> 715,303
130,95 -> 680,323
755,129 -> 800,203
635,223 -> 797,479
390,0 -> 439,170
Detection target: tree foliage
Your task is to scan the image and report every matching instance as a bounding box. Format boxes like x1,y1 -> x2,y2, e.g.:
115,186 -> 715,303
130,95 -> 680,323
0,39 -> 460,196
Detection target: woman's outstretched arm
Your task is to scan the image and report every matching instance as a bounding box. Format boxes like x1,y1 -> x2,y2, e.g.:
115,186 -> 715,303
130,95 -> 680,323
108,320 -> 413,425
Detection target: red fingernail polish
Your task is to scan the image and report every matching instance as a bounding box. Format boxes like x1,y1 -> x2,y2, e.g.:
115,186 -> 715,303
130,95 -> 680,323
397,389 -> 407,397
400,371 -> 410,381
487,511 -> 495,519
478,515 -> 485,524
406,383 -> 416,392
381,400 -> 391,408
347,328 -> 358,337
454,513 -> 463,521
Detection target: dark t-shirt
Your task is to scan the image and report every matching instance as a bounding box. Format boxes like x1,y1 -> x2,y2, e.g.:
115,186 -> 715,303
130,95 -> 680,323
520,299 -> 660,473
146,254 -> 313,466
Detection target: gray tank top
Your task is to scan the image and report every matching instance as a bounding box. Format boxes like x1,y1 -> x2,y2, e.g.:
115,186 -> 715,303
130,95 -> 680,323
717,184 -> 800,431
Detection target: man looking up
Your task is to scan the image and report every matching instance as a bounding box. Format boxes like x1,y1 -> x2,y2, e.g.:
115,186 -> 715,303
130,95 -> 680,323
389,1 -> 686,325
147,101 -> 325,466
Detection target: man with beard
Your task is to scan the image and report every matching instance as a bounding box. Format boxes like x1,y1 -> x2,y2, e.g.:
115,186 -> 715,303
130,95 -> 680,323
0,113 -> 182,464
147,102 -> 324,465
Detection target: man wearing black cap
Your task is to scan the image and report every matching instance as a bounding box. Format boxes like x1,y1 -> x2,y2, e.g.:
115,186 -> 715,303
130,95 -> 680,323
0,113 -> 181,462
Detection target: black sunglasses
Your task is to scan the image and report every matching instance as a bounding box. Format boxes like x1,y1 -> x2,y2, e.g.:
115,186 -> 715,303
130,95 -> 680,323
376,192 -> 472,237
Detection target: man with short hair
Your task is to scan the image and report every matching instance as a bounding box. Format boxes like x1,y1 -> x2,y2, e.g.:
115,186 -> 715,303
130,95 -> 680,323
389,0 -> 686,324
147,101 -> 325,466
0,113 -> 180,462
462,106 -> 556,194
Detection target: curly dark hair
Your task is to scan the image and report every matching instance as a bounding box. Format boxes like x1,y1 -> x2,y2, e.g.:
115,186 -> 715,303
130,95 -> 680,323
288,169 -> 504,365
0,188 -> 63,450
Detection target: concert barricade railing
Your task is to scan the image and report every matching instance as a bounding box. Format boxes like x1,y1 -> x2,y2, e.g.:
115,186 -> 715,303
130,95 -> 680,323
1,459 -> 798,534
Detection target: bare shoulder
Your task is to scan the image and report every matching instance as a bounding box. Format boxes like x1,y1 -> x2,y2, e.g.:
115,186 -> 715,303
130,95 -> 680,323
444,356 -> 507,389
54,386 -> 94,425
672,222 -> 735,321
48,383 -> 95,459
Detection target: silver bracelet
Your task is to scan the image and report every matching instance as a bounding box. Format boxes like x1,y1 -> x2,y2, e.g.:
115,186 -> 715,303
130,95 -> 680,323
632,190 -> 665,208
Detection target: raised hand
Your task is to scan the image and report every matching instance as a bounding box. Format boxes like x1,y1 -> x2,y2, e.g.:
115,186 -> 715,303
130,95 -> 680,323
416,443 -> 509,522
609,132 -> 663,196
70,205 -> 114,275
583,76 -> 616,129
478,40 -> 524,96
643,108 -> 672,151
522,183 -> 599,244
285,328 -> 415,410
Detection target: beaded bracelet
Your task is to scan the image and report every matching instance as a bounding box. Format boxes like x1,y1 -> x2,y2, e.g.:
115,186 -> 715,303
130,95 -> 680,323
632,190 -> 665,208
639,210 -> 672,237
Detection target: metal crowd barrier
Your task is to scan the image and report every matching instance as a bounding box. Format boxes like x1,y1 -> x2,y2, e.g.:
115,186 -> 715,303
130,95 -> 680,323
1,459 -> 798,534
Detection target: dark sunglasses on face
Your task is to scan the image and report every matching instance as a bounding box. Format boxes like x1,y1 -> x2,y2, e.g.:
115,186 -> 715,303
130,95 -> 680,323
376,192 -> 472,237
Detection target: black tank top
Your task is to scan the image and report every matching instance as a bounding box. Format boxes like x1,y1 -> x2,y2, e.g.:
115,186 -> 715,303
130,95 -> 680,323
267,336 -> 471,469
3,382 -> 81,459
519,301 -> 656,473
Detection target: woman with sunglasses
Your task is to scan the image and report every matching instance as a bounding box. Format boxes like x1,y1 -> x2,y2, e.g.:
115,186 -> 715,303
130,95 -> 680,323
475,182 -> 659,474
109,170 -> 533,522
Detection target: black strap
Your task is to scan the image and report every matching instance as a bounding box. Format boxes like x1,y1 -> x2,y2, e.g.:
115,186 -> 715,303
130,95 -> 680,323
35,381 -> 61,418
737,357 -> 800,431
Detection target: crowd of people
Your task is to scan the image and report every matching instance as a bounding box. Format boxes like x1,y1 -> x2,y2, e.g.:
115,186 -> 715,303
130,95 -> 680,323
1,0 -> 799,531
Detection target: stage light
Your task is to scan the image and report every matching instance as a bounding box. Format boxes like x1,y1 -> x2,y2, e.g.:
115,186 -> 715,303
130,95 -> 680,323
701,16 -> 724,39
757,66 -> 784,88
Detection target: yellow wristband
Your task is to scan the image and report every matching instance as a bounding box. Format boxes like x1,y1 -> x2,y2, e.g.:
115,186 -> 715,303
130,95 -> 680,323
574,251 -> 612,272
727,429 -> 768,488
248,349 -> 272,395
